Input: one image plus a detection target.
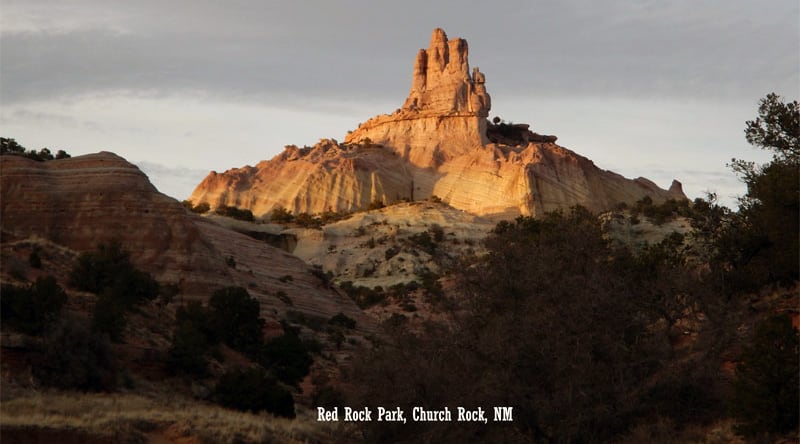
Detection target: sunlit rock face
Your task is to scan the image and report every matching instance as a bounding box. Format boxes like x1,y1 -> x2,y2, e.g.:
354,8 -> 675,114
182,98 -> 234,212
190,28 -> 685,219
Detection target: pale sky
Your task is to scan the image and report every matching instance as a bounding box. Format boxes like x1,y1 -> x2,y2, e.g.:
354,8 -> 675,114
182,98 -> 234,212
2,1 -> 798,209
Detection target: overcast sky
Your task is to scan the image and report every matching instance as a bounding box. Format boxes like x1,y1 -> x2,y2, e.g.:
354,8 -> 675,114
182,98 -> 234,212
2,0 -> 798,208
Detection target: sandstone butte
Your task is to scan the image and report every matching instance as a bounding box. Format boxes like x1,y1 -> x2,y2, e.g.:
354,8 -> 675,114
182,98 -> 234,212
0,152 -> 370,326
190,28 -> 686,219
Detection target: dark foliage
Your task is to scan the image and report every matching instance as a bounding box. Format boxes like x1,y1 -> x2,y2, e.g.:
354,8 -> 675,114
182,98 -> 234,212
70,242 -> 159,342
69,242 -> 160,306
182,200 -> 210,214
1,137 -> 70,161
718,94 -> 800,293
338,281 -> 387,309
257,332 -> 314,387
732,315 -> 799,437
167,301 -> 218,375
213,367 -> 295,418
270,206 -> 294,223
215,205 -> 255,222
208,287 -> 265,353
28,248 -> 42,269
328,312 -> 357,330
32,319 -> 116,391
367,200 -> 385,211
347,207 -> 725,443
90,290 -> 127,342
1,276 -> 67,335
295,212 -> 322,228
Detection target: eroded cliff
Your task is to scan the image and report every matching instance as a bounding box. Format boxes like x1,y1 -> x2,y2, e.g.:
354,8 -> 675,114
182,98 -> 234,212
190,28 -> 685,219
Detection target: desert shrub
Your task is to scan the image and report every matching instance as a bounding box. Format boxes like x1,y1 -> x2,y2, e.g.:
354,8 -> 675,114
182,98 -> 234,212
320,209 -> 345,224
338,281 -> 386,309
641,378 -> 719,427
408,231 -> 436,255
208,287 -> 265,353
69,242 -> 159,307
193,202 -> 210,213
32,319 -> 116,391
732,314 -> 799,437
367,200 -> 385,211
257,332 -> 314,387
328,312 -> 356,330
429,224 -> 445,242
0,276 -> 67,335
182,200 -> 211,213
169,319 -> 214,376
384,245 -> 400,261
382,313 -> 407,329
270,207 -> 294,223
312,385 -> 345,410
168,301 -> 218,375
91,290 -> 127,342
213,367 -> 295,418
295,212 -> 322,228
309,265 -> 333,288
215,205 -> 255,222
28,248 -> 42,269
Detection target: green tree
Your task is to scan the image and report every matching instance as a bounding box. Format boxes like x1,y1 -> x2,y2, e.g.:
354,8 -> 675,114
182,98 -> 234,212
723,94 -> 799,292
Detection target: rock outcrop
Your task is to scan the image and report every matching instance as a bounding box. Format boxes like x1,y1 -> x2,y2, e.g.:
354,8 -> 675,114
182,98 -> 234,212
0,153 -> 369,326
190,28 -> 685,219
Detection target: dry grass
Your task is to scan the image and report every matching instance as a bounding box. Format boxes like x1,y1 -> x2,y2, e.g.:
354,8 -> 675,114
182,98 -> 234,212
0,389 -> 346,443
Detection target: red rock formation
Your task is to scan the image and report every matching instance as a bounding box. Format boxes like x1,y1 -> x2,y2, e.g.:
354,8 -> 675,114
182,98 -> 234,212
0,153 -> 369,326
190,28 -> 686,219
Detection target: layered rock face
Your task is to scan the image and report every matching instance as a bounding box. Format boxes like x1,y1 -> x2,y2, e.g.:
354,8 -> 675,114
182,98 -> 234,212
0,153 -> 369,326
190,28 -> 685,218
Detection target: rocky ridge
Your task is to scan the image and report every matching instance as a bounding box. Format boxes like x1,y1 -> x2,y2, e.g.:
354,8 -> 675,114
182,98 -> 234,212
190,28 -> 685,219
0,153 -> 369,327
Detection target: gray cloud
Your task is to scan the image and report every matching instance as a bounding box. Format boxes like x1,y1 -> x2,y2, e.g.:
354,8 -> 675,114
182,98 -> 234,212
2,0 -> 797,107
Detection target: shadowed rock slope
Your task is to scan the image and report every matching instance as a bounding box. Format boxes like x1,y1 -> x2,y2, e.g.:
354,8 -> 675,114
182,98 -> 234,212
0,152 -> 369,327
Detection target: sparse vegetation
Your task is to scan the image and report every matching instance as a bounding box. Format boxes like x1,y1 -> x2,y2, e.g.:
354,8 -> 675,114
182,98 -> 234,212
1,137 -> 71,161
